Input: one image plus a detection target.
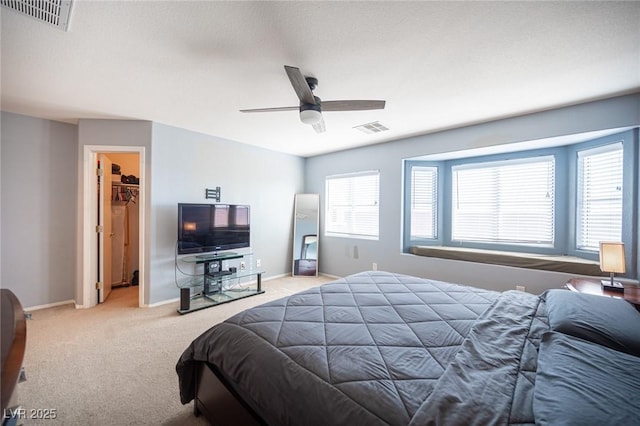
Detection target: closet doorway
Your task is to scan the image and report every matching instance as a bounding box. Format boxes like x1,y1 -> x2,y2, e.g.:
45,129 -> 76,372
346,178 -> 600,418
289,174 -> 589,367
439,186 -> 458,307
81,146 -> 146,308
99,152 -> 140,303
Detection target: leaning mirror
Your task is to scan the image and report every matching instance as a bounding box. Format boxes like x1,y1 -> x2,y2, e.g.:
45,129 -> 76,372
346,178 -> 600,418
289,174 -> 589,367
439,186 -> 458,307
292,193 -> 319,276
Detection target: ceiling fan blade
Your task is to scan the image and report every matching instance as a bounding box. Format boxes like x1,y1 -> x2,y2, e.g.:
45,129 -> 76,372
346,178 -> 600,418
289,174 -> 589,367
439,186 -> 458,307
239,106 -> 299,113
284,65 -> 316,105
312,117 -> 326,133
320,100 -> 386,112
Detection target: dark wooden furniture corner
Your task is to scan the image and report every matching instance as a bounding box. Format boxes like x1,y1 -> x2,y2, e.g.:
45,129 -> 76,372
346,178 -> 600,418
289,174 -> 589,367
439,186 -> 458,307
1,289 -> 27,413
566,278 -> 640,309
194,362 -> 264,425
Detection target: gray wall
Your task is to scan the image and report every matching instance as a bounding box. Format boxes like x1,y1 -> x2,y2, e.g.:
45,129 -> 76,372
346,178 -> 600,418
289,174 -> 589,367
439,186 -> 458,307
148,122 -> 304,304
2,93 -> 637,307
2,114 -> 304,308
1,112 -> 78,307
305,94 -> 640,295
76,119 -> 305,305
77,119 -> 153,305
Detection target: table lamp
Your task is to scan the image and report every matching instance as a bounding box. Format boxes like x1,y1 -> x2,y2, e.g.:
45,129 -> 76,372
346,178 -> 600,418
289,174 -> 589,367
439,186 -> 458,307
599,241 -> 626,292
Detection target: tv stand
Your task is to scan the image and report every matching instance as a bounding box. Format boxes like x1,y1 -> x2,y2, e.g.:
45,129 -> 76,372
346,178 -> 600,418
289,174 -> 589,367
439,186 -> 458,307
176,251 -> 264,314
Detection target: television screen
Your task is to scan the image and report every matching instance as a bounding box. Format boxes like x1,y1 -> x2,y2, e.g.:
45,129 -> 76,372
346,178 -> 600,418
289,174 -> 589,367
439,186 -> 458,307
177,203 -> 250,254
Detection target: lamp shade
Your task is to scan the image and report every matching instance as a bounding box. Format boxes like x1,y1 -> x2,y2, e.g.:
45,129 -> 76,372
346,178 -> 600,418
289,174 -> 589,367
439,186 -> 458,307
599,241 -> 626,274
300,109 -> 322,125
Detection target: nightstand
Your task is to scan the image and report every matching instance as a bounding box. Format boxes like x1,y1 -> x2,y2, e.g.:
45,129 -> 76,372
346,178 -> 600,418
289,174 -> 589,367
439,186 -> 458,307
566,278 -> 640,308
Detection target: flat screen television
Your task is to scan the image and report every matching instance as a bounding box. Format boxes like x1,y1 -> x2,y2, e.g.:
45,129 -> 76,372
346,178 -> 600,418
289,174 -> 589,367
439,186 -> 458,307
177,203 -> 250,255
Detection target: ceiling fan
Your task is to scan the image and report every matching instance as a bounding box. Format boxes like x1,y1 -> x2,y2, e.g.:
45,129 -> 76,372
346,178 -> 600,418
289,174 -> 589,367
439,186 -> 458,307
239,65 -> 386,133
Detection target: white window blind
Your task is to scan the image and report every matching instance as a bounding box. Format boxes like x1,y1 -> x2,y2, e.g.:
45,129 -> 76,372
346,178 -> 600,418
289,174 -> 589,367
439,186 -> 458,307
452,156 -> 555,245
410,166 -> 438,239
325,171 -> 379,239
577,143 -> 623,251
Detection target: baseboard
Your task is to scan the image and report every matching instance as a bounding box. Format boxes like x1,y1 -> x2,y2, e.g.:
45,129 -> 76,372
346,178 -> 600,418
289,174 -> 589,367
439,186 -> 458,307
147,297 -> 180,308
25,299 -> 76,311
320,273 -> 341,279
263,273 -> 289,281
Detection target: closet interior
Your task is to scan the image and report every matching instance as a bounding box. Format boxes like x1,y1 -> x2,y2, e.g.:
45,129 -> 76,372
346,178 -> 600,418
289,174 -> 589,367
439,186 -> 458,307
107,153 -> 140,288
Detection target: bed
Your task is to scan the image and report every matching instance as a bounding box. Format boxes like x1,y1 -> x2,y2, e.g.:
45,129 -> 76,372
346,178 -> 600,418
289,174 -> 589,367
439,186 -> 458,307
176,271 -> 640,425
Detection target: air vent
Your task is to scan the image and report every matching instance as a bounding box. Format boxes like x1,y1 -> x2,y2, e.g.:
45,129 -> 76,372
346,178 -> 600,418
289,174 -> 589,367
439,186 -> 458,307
1,0 -> 73,31
353,121 -> 390,134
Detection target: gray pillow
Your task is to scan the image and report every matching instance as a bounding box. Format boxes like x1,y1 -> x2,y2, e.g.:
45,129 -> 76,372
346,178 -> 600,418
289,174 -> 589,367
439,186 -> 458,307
534,332 -> 640,425
544,289 -> 640,356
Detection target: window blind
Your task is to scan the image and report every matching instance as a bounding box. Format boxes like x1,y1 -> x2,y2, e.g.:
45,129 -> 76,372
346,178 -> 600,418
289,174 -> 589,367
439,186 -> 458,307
325,171 -> 379,239
577,143 -> 623,251
410,166 -> 438,239
452,156 -> 555,245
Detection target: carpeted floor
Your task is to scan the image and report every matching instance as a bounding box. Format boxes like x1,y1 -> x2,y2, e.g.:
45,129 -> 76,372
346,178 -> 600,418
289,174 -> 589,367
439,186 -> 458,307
14,275 -> 332,425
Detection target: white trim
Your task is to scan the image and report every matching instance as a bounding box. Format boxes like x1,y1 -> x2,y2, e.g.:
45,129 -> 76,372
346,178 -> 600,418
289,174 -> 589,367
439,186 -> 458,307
263,273 -> 289,281
147,297 -> 180,308
25,299 -> 75,311
81,145 -> 146,308
451,154 -> 555,171
320,273 -> 341,279
577,139 -> 624,157
325,169 -> 379,180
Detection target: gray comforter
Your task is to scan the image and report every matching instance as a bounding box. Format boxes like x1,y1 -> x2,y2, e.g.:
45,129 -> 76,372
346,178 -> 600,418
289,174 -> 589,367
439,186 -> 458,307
177,271 -> 548,425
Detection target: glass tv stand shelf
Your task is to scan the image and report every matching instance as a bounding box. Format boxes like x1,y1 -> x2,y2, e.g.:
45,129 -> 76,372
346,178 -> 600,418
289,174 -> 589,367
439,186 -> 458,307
176,251 -> 264,314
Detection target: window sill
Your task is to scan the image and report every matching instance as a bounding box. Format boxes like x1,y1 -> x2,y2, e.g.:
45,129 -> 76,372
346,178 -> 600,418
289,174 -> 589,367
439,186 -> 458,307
409,245 -> 603,276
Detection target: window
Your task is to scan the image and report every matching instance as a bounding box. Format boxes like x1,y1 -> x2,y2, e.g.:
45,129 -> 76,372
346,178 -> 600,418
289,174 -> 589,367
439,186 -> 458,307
451,156 -> 555,246
325,171 -> 379,239
409,166 -> 438,240
403,130 -> 636,278
576,142 -> 623,251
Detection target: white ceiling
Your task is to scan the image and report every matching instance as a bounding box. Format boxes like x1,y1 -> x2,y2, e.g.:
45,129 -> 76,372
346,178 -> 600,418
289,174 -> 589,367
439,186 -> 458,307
1,1 -> 639,157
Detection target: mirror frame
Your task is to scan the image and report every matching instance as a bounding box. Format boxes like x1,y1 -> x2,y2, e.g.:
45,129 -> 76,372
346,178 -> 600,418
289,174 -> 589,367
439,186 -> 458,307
292,193 -> 319,277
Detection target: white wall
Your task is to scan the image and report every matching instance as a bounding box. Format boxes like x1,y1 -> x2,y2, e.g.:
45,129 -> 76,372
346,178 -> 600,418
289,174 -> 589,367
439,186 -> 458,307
1,112 -> 78,308
148,122 -> 305,304
305,93 -> 640,295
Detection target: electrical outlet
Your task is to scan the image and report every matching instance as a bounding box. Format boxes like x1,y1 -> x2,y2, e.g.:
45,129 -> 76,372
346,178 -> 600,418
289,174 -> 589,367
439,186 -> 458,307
256,259 -> 261,267
240,261 -> 246,271
516,285 -> 526,292
372,262 -> 378,271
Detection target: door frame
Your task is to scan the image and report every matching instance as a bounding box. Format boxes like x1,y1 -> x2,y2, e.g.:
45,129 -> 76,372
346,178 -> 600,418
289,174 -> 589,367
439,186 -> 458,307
81,145 -> 146,308
98,154 -> 114,303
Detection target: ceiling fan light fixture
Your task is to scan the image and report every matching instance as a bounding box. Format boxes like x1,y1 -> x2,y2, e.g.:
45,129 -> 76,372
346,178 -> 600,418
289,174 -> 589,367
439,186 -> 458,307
240,66 -> 385,133
300,108 -> 322,125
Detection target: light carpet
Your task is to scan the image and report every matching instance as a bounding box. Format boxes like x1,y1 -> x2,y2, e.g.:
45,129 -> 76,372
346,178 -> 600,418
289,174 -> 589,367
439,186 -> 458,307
14,275 -> 332,425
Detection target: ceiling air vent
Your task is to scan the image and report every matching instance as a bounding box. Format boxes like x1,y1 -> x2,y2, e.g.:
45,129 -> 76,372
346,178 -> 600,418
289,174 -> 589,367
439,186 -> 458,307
353,121 -> 390,134
1,0 -> 73,31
